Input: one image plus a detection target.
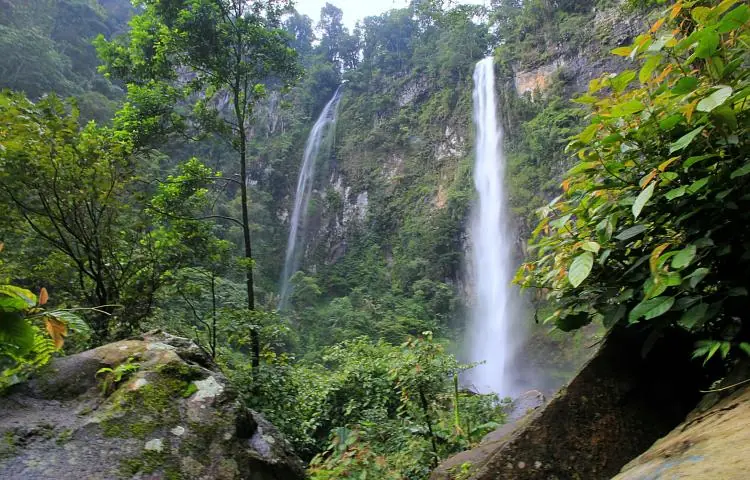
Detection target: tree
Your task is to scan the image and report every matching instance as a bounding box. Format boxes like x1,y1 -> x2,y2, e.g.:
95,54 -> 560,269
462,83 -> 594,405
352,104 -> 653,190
517,0 -> 750,366
0,92 -> 156,341
96,0 -> 300,369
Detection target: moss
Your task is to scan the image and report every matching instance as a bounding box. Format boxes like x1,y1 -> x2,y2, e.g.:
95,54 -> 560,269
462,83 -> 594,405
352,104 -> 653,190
100,371 -> 190,439
182,382 -> 198,398
0,431 -> 18,459
55,428 -> 73,445
119,449 -> 183,479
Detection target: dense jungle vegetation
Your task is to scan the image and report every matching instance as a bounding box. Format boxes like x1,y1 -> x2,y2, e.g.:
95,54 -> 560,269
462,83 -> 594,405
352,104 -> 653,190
0,0 -> 748,478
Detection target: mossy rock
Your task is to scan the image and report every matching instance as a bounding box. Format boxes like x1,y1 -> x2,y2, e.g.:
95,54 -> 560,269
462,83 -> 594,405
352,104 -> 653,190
0,331 -> 305,480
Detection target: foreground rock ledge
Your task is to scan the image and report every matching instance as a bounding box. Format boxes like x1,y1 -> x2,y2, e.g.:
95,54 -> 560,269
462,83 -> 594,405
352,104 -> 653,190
0,331 -> 305,480
613,382 -> 750,479
431,326 -> 704,480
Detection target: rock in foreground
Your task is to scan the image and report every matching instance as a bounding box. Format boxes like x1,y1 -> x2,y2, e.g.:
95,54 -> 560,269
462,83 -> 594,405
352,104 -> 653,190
613,383 -> 750,479
0,331 -> 304,480
431,327 -> 704,480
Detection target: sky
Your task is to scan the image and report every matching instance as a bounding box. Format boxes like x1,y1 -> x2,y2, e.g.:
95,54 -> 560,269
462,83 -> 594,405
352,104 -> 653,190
295,0 -> 485,30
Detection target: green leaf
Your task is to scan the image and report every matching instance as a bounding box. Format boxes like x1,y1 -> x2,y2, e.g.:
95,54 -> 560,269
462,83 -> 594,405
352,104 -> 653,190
671,77 -> 698,95
612,70 -> 637,93
629,296 -> 675,323
687,177 -> 709,194
615,225 -> 647,241
611,100 -> 645,117
659,114 -> 684,130
0,296 -> 28,312
568,252 -> 594,288
730,162 -> 750,179
672,245 -> 697,269
0,311 -> 35,357
639,55 -> 662,83
580,241 -> 601,253
669,127 -> 704,154
697,86 -> 733,112
633,182 -> 655,219
679,303 -> 708,330
0,285 -> 36,306
740,342 -> 750,357
683,154 -> 717,171
665,186 -> 686,200
45,310 -> 91,335
717,4 -> 749,33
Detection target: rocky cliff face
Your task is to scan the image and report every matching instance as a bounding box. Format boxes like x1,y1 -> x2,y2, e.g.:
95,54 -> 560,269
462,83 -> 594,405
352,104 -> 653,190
0,331 -> 304,480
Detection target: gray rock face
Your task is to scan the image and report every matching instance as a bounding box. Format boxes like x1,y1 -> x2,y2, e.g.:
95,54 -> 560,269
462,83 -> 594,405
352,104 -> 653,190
0,331 -> 305,480
613,381 -> 750,479
431,326 -> 704,480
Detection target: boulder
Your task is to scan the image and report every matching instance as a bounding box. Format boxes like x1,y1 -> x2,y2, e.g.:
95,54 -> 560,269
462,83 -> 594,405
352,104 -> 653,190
431,326 -> 704,480
613,383 -> 750,479
0,331 -> 305,480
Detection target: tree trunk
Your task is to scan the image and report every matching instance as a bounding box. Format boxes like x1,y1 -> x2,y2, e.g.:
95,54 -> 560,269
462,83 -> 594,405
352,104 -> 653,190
236,92 -> 260,371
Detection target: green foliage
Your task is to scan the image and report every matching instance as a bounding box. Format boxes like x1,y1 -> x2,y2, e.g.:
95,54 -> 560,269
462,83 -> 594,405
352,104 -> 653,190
518,0 -> 750,366
96,356 -> 140,394
0,91 -> 157,340
0,246 -> 91,388
229,333 -> 504,478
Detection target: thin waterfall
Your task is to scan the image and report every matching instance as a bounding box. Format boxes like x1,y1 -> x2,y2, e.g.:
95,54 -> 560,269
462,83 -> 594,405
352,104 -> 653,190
465,57 -> 521,396
279,87 -> 343,310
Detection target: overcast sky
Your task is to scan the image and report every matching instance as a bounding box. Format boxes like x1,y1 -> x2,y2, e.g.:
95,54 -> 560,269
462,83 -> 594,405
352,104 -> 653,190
294,0 -> 485,29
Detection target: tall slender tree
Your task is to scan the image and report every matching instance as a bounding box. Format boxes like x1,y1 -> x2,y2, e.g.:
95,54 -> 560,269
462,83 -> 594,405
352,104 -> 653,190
96,0 -> 300,368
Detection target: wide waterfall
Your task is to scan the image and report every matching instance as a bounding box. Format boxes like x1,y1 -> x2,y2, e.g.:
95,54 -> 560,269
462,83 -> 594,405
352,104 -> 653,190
279,87 -> 343,310
465,57 -> 522,396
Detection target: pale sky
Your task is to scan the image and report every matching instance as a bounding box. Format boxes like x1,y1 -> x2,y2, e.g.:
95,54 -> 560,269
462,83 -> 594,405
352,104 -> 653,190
294,0 -> 485,30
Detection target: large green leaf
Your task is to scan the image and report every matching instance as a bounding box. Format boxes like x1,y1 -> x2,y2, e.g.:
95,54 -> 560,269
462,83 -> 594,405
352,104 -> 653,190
672,245 -> 697,269
633,182 -> 655,219
679,303 -> 708,331
697,85 -> 732,112
615,225 -> 647,241
0,296 -> 28,312
686,267 -> 710,289
629,296 -> 675,323
0,311 -> 35,357
669,126 -> 704,153
568,252 -> 594,288
730,162 -> 750,179
45,310 -> 91,335
671,77 -> 698,95
0,285 -> 36,306
611,100 -> 645,117
717,4 -> 749,33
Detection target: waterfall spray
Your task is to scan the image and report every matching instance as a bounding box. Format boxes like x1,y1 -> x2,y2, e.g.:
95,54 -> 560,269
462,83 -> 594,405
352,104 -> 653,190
279,87 -> 343,310
465,57 -> 521,396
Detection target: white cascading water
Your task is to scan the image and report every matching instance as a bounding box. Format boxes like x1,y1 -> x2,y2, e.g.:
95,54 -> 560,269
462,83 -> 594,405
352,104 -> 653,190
465,57 -> 520,396
279,87 -> 343,310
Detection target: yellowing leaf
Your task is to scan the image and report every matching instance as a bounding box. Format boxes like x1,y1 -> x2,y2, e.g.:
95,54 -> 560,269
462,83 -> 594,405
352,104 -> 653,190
611,46 -> 633,57
38,287 -> 49,306
650,243 -> 671,273
650,18 -> 665,33
640,169 -> 658,188
45,317 -> 68,350
670,2 -> 683,19
658,157 -> 680,171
